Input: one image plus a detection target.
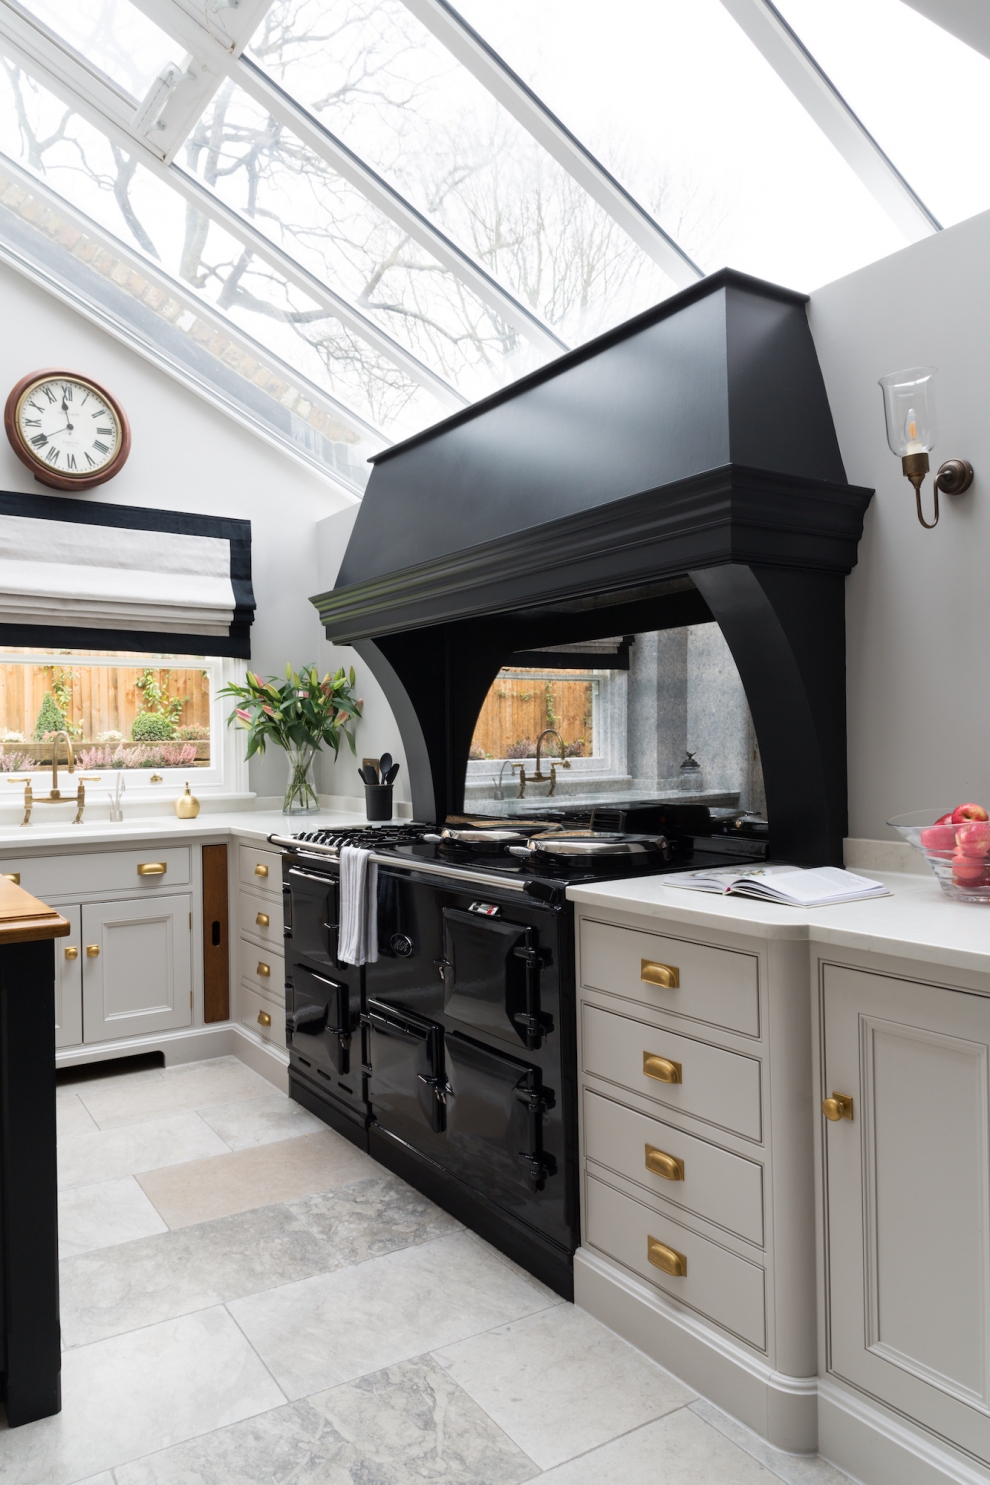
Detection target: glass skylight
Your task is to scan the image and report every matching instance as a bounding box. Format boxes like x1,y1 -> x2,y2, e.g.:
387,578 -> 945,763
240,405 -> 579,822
13,0 -> 181,101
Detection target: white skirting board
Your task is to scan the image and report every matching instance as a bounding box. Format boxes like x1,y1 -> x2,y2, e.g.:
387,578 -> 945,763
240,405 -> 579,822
818,1381 -> 990,1485
55,1020 -> 289,1093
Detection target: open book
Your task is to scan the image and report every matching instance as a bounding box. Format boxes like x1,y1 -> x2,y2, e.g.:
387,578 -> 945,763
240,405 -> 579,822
668,863 -> 891,906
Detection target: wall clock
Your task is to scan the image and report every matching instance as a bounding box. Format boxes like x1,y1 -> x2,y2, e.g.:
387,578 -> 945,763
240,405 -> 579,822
3,370 -> 131,491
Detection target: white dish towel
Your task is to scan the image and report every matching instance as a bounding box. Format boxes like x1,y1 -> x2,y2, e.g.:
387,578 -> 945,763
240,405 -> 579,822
337,845 -> 379,966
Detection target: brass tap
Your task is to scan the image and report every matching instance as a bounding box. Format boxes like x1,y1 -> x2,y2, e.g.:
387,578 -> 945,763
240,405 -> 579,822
49,730 -> 75,799
533,730 -> 571,795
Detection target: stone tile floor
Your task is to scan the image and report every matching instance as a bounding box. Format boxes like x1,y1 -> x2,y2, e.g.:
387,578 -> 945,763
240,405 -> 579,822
0,1055 -> 856,1484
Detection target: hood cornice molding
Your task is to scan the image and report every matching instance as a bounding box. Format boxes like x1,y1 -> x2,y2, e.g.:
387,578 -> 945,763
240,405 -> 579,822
314,463 -> 873,643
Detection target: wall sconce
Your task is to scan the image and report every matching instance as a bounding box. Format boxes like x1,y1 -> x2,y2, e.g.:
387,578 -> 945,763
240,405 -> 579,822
878,366 -> 973,529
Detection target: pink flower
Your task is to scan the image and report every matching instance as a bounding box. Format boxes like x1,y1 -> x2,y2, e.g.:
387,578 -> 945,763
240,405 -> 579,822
235,708 -> 252,723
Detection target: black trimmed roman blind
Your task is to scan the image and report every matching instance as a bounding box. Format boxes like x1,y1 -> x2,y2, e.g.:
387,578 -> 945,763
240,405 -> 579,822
0,491 -> 254,658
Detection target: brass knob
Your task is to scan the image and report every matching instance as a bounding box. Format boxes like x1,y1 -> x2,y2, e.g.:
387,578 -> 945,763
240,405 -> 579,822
643,1052 -> 682,1084
648,1237 -> 687,1277
254,863 -> 268,877
645,1144 -> 684,1181
256,912 -> 270,927
137,862 -> 167,876
86,945 -> 100,957
257,962 -> 271,978
2,872 -> 20,884
257,1010 -> 272,1028
64,946 -> 79,961
823,1092 -> 854,1122
641,959 -> 679,989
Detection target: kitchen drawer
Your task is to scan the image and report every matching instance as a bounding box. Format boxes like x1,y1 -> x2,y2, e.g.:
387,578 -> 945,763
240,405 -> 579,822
240,980 -> 286,1048
239,885 -> 284,948
2,846 -> 190,901
239,937 -> 285,1000
239,844 -> 282,897
586,1173 -> 766,1351
580,919 -> 759,1038
582,1002 -> 762,1142
583,1088 -> 764,1245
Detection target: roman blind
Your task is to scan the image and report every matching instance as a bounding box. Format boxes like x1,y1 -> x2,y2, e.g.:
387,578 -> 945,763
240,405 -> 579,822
0,492 -> 254,657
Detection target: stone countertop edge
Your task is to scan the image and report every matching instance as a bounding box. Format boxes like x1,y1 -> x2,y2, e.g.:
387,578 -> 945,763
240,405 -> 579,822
566,871 -> 990,977
0,808 -> 371,852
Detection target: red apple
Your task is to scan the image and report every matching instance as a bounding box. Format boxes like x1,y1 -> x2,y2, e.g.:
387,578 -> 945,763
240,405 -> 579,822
958,822 -> 990,856
935,813 -> 954,824
952,803 -> 990,823
952,852 -> 986,882
921,824 -> 957,851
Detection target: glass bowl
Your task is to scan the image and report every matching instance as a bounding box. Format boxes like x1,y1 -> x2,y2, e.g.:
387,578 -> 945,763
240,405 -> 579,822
889,809 -> 990,903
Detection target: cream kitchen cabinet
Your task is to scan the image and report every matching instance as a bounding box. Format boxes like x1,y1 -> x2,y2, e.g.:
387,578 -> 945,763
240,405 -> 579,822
80,894 -> 193,1042
821,962 -> 990,1469
54,904 -> 82,1049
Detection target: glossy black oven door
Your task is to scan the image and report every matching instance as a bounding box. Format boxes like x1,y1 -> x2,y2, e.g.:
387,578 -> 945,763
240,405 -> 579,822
441,908 -> 548,1050
286,867 -> 338,969
288,963 -> 351,1075
366,1000 -> 445,1139
444,1032 -> 556,1201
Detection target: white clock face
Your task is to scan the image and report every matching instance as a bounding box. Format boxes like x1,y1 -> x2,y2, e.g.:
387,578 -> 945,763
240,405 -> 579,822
17,377 -> 120,478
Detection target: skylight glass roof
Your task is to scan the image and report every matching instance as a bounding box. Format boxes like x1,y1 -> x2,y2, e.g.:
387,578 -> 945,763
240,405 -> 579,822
0,0 -> 979,491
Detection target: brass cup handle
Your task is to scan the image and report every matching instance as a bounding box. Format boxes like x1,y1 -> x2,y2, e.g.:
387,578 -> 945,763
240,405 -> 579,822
257,1010 -> 272,1028
254,863 -> 269,878
823,1092 -> 854,1122
645,1144 -> 684,1181
137,862 -> 167,877
641,959 -> 679,989
2,872 -> 20,884
86,945 -> 100,958
256,912 -> 270,927
257,962 -> 271,978
648,1237 -> 687,1277
643,1052 -> 682,1084
64,946 -> 79,961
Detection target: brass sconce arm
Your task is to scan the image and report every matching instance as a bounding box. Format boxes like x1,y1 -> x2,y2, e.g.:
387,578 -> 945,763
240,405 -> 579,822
902,452 -> 974,529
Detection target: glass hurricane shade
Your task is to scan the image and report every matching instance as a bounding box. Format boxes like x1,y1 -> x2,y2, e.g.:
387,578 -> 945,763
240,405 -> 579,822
878,366 -> 938,456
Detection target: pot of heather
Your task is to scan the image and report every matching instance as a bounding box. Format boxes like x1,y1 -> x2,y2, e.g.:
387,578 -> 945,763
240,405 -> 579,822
220,664 -> 362,814
889,803 -> 990,903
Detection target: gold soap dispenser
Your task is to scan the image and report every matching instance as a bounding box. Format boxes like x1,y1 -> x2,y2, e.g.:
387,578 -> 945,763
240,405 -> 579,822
174,780 -> 200,819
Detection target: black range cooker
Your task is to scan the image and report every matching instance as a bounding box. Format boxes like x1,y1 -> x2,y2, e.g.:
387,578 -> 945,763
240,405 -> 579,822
268,811 -> 765,1298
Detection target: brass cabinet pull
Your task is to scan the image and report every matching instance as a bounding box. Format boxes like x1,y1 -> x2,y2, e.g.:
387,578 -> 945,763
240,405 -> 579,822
257,962 -> 271,978
648,1237 -> 687,1277
257,1010 -> 272,1028
645,1143 -> 684,1181
137,862 -> 167,877
643,1051 -> 682,1084
86,945 -> 100,958
823,1092 -> 854,1122
2,872 -> 19,884
254,863 -> 269,878
64,946 -> 79,961
255,912 -> 270,927
641,959 -> 679,989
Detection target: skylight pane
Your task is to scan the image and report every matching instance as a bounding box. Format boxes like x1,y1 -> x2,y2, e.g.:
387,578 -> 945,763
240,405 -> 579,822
184,82 -> 544,400
0,65 -> 447,446
15,0 -> 180,101
774,0 -> 990,229
455,0 -> 906,291
246,0 -> 680,343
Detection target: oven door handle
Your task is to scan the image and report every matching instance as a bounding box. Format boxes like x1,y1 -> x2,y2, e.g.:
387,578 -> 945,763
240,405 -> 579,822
269,835 -> 530,894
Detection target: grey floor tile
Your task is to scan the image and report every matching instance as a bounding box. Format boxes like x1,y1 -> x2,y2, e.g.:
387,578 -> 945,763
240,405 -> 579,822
58,1177 -> 168,1260
288,1172 -> 461,1266
0,1305 -> 284,1485
435,1302 -> 695,1469
537,1407 -> 782,1483
115,1356 -> 537,1485
60,1203 -> 334,1346
55,1095 -> 98,1138
57,1112 -> 230,1190
690,1399 -> 854,1484
198,1092 -> 325,1150
76,1058 -> 271,1130
228,1229 -> 559,1399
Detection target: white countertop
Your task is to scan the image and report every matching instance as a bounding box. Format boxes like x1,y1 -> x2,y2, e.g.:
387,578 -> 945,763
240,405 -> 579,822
0,807 -> 369,853
568,871 -> 990,977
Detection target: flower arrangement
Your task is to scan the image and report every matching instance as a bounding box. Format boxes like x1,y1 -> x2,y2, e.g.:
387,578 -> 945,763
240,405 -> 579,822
219,664 -> 362,814
77,743 -> 197,770
0,751 -> 36,772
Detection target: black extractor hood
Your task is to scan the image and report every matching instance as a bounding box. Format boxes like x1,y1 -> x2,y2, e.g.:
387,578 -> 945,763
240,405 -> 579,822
314,269 -> 873,865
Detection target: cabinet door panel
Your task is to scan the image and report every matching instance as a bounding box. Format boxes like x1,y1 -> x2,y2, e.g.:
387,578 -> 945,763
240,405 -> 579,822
54,903 -> 82,1048
824,964 -> 990,1460
82,894 -> 192,1042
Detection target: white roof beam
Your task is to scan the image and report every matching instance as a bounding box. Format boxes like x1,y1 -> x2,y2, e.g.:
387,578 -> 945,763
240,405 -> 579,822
719,0 -> 940,241
399,0 -> 703,289
901,0 -> 990,64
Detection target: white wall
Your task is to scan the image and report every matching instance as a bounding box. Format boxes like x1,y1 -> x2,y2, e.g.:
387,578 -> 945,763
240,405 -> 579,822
809,209 -> 990,842
0,258 -> 355,800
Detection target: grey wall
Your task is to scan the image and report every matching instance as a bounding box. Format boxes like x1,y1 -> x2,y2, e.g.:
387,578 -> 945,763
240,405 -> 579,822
809,208 -> 990,841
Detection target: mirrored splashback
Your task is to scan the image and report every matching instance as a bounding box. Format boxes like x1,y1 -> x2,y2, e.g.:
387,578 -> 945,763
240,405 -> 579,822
465,623 -> 766,818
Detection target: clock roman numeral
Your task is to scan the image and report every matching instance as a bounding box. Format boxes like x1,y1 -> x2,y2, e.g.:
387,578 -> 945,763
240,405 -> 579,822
47,448 -> 59,466
96,427 -> 113,436
84,453 -> 96,469
27,401 -> 42,414
23,418 -> 40,427
91,409 -> 107,419
66,454 -> 77,470
29,433 -> 47,448
43,386 -> 56,403
61,383 -> 72,401
93,440 -> 109,454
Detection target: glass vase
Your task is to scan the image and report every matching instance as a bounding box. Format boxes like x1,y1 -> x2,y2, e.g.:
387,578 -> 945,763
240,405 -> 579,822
282,741 -> 319,814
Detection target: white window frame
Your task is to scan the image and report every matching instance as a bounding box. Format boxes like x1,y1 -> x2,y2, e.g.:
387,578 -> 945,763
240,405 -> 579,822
0,650 -> 248,809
